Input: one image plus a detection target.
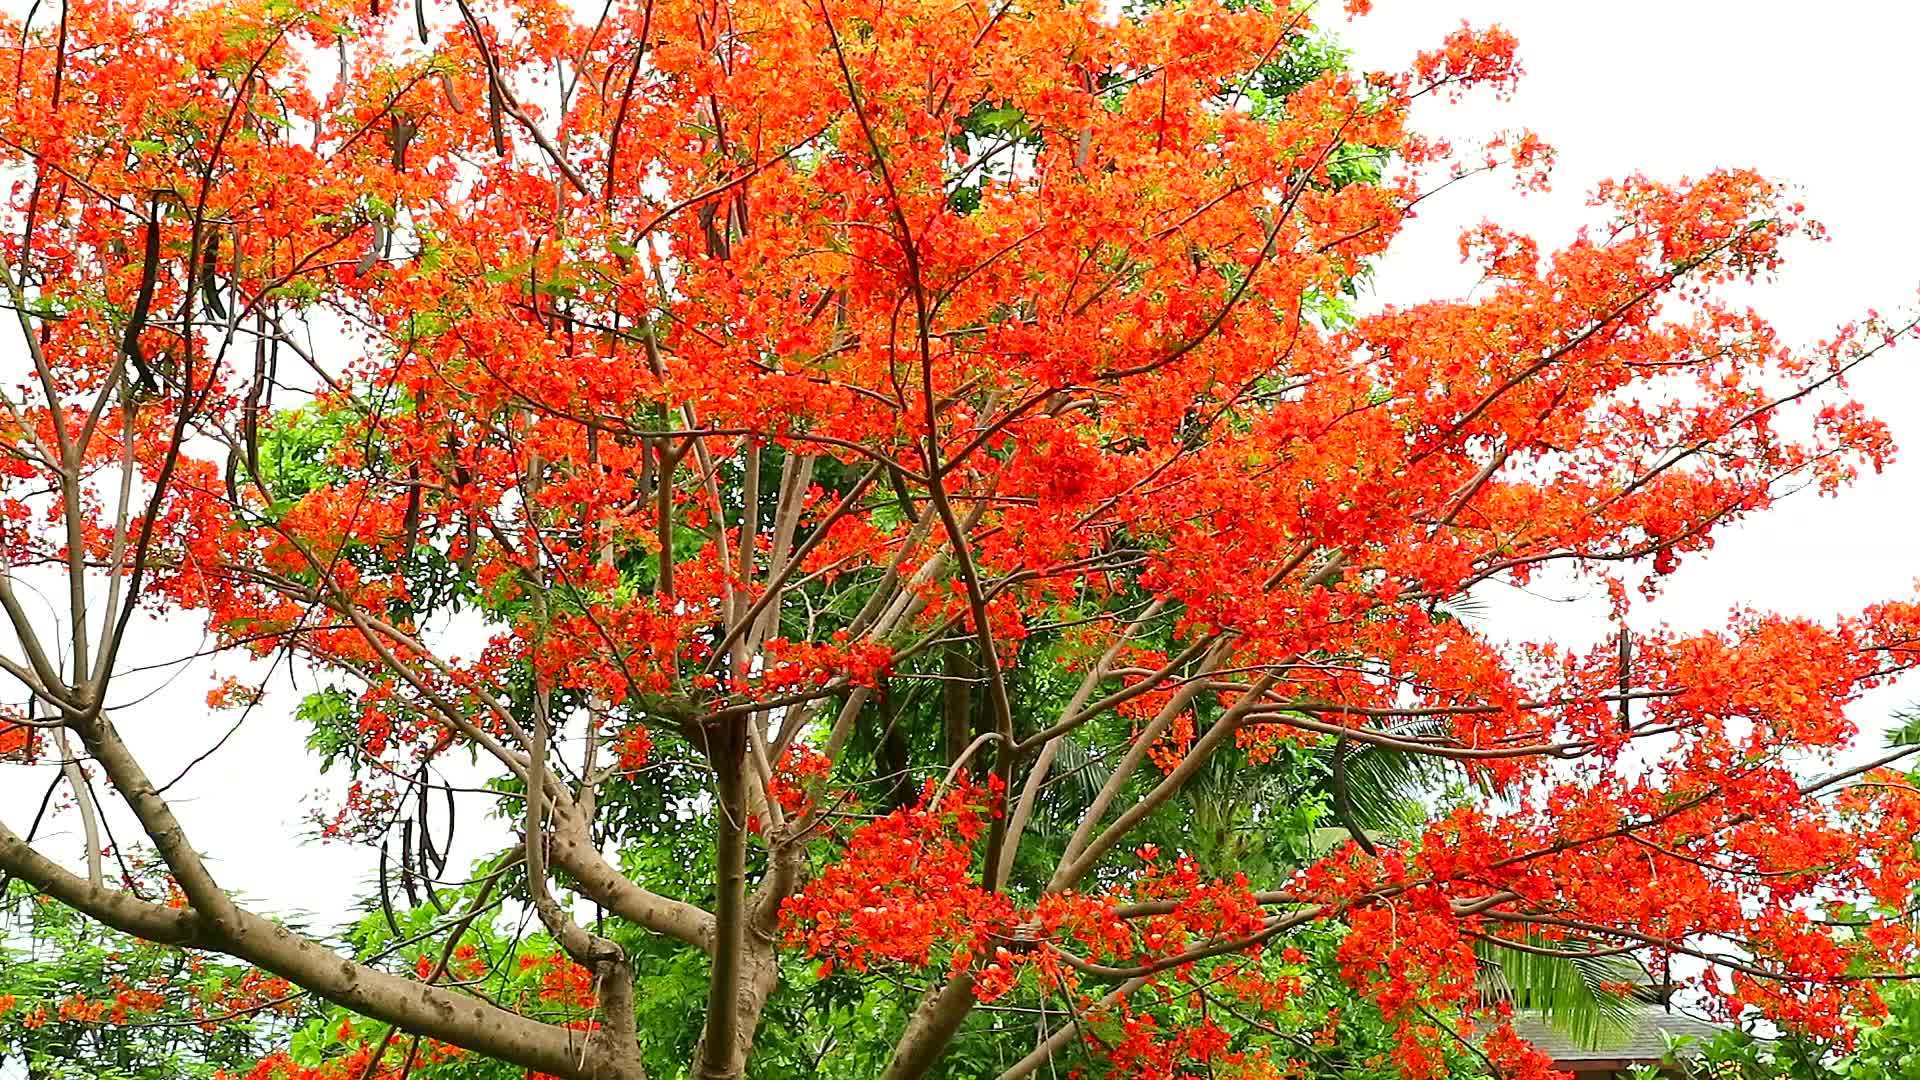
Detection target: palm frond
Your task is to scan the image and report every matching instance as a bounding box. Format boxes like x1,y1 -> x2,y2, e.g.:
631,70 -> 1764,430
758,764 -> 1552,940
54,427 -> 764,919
1476,936 -> 1640,1050
1033,735 -> 1113,838
1330,740 -> 1441,833
1886,704 -> 1920,748
1433,591 -> 1491,626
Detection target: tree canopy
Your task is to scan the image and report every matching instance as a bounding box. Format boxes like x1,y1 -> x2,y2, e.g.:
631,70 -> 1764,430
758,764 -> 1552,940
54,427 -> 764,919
0,0 -> 1918,1078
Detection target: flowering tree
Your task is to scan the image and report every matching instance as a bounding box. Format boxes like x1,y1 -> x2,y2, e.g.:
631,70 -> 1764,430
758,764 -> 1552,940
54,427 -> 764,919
1,0 -> 1918,1077
0,873 -> 311,1079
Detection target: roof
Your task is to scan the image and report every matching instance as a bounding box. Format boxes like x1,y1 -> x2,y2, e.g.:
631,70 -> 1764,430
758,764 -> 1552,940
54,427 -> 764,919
1509,1006 -> 1723,1064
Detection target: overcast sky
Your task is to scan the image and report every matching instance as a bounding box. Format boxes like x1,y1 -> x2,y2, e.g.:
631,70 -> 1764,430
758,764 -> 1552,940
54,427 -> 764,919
6,1 -> 1919,930
1343,1 -> 1920,707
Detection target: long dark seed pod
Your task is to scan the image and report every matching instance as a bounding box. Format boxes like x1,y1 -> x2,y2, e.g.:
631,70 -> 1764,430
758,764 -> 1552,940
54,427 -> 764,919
199,228 -> 226,320
486,79 -> 505,155
440,781 -> 455,871
244,313 -> 270,478
408,767 -> 448,912
415,768 -> 443,876
436,70 -> 465,113
224,445 -> 241,506
123,194 -> 163,394
1618,628 -> 1632,730
399,819 -> 421,907
377,839 -> 404,936
1331,731 -> 1378,857
356,218 -> 386,276
698,201 -> 728,259
888,464 -> 920,523
386,115 -> 418,173
402,463 -> 422,557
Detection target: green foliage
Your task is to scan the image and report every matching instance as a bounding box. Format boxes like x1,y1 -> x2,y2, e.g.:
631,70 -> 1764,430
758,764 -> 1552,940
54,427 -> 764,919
298,686 -> 359,774
254,404 -> 356,512
1885,705 -> 1920,748
0,19 -> 1600,1079
1474,937 -> 1639,1051
0,879 -> 311,1078
1673,981 -> 1920,1080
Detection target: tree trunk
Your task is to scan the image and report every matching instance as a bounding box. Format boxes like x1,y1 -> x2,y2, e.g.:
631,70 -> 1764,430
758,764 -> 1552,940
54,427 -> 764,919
693,942 -> 782,1079
881,973 -> 978,1080
942,643 -> 976,770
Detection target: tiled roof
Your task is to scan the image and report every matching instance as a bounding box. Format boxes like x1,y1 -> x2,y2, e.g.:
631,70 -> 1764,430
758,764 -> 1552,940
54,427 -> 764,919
1509,1007 -> 1723,1063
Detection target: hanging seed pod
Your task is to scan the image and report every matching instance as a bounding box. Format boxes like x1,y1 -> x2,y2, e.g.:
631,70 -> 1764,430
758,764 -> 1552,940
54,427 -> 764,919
123,196 -> 163,394
199,229 -> 227,320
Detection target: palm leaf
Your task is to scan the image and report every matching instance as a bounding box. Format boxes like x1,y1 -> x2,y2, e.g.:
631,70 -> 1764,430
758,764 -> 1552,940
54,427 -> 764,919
1886,704 -> 1920,747
1326,738 -> 1443,833
1032,734 -> 1113,838
1476,936 -> 1641,1050
1433,591 -> 1491,626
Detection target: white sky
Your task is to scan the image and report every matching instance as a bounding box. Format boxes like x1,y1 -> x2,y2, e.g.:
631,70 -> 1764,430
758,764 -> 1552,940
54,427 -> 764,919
5,1 -> 1919,931
1342,0 -> 1920,719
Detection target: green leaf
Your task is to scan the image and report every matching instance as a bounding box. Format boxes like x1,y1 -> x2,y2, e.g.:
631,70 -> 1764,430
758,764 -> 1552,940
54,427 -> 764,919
1477,935 -> 1640,1050
973,106 -> 1024,131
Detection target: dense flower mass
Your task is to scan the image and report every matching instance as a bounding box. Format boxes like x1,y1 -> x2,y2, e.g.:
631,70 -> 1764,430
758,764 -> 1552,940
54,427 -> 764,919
0,0 -> 1918,1076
